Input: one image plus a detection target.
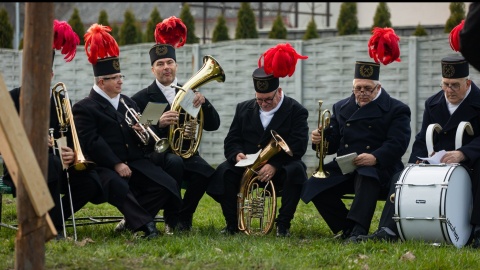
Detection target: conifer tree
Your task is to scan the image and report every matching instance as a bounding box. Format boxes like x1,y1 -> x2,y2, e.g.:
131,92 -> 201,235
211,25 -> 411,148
98,10 -> 110,27
111,25 -> 120,42
119,9 -> 140,45
303,18 -> 319,40
144,7 -> 162,43
235,2 -> 258,39
0,8 -> 13,49
445,2 -> 465,33
180,3 -> 200,44
372,2 -> 392,30
68,8 -> 85,45
212,14 -> 230,43
337,3 -> 359,36
413,23 -> 428,36
268,14 -> 287,39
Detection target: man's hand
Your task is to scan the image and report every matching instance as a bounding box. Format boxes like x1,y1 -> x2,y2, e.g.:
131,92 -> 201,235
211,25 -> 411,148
159,110 -> 179,128
440,150 -> 465,164
353,153 -> 377,167
60,146 -> 75,166
115,163 -> 132,178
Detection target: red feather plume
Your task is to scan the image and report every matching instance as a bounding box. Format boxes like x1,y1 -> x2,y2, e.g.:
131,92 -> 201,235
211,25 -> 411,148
52,20 -> 80,62
154,16 -> 187,48
84,23 -> 119,65
449,20 -> 464,52
368,27 -> 401,65
258,43 -> 308,78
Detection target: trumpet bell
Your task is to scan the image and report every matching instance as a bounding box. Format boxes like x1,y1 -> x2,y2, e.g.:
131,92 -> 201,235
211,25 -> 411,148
154,139 -> 170,153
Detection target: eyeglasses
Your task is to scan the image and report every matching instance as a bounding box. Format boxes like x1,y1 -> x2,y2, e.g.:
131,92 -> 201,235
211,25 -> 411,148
255,89 -> 278,104
103,75 -> 125,81
440,81 -> 462,91
352,84 -> 378,96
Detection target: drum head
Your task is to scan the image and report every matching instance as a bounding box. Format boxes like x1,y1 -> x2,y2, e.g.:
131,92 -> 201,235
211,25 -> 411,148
395,164 -> 473,248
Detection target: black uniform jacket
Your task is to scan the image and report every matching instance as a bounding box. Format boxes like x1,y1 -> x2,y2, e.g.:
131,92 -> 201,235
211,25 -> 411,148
72,89 -> 181,203
409,82 -> 480,167
207,95 -> 309,195
131,80 -> 220,177
302,89 -> 411,203
5,87 -> 104,203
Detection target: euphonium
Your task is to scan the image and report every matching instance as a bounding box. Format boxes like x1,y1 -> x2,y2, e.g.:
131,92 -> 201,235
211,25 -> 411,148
169,55 -> 225,158
120,98 -> 169,153
312,100 -> 331,178
52,82 -> 95,171
237,130 -> 293,235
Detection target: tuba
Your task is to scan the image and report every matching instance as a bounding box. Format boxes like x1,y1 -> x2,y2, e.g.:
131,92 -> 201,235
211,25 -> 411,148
52,82 -> 95,171
169,55 -> 225,158
237,130 -> 293,235
312,100 -> 331,178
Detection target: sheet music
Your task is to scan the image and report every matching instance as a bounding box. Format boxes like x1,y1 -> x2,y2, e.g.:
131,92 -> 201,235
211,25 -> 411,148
140,102 -> 168,126
418,150 -> 446,165
336,152 -> 358,175
235,150 -> 261,167
179,89 -> 201,118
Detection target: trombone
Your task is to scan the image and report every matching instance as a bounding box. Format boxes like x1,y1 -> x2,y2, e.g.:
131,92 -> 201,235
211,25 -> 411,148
51,82 -> 96,241
312,100 -> 331,178
120,98 -> 169,153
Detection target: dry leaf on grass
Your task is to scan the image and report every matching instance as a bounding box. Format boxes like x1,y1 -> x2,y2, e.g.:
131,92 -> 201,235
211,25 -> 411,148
75,237 -> 95,247
400,251 -> 416,261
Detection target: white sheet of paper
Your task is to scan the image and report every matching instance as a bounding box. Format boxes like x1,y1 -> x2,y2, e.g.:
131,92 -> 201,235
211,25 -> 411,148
235,150 -> 262,167
140,102 -> 168,126
418,150 -> 446,165
336,152 -> 358,175
179,89 -> 201,118
55,136 -> 68,170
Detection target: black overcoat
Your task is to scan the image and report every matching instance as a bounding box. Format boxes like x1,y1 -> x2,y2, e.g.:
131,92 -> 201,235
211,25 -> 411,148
72,89 -> 181,205
302,89 -> 411,203
409,82 -> 480,166
207,95 -> 309,195
131,81 -> 220,177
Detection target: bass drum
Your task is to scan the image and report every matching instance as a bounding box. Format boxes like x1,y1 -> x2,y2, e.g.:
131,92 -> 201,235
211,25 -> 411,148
394,164 -> 473,248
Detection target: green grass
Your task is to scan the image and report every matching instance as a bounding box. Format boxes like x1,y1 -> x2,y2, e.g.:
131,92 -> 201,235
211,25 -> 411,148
1,193 -> 480,270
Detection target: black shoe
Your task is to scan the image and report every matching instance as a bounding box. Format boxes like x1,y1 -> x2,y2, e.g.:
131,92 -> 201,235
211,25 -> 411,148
114,219 -> 126,233
333,228 -> 352,240
356,227 -> 399,242
177,219 -> 192,232
141,221 -> 159,239
276,224 -> 291,237
165,224 -> 175,235
471,230 -> 480,248
342,223 -> 367,244
220,226 -> 239,235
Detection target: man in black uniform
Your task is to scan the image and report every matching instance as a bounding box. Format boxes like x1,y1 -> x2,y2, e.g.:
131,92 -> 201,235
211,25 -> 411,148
301,61 -> 411,243
131,16 -> 221,233
208,43 -> 309,237
357,56 -> 480,248
3,20 -> 103,240
72,23 -> 182,239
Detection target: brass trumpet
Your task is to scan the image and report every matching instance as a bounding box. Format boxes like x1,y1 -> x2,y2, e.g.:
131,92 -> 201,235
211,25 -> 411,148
120,98 -> 169,153
312,100 -> 331,178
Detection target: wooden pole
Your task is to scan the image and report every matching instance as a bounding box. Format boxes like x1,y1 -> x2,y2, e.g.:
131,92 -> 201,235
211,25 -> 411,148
16,3 -> 54,269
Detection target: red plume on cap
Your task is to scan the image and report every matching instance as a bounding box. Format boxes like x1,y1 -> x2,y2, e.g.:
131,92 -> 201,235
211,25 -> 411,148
449,20 -> 464,52
53,20 -> 80,62
154,16 -> 187,48
258,43 -> 308,78
84,23 -> 119,65
368,27 -> 401,65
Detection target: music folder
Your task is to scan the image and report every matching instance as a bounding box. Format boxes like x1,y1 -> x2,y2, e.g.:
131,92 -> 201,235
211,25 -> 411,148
140,102 -> 168,126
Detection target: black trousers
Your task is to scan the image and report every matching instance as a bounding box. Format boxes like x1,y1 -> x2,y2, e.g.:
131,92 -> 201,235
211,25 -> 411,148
311,174 -> 382,234
219,162 -> 302,229
150,151 -> 212,223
